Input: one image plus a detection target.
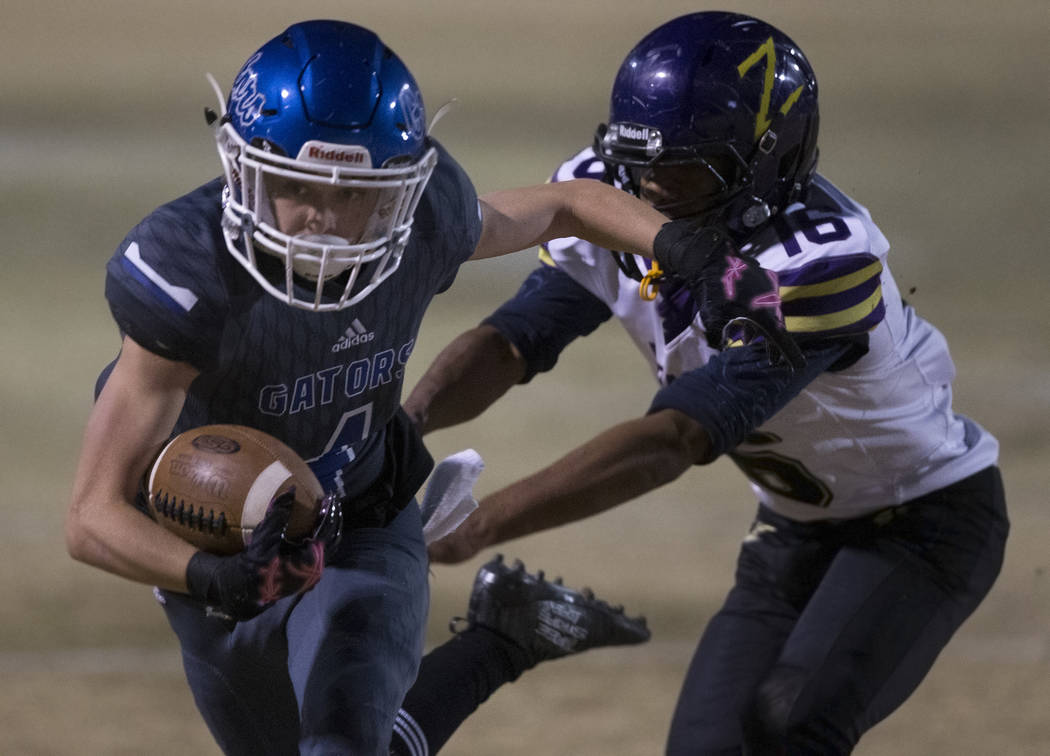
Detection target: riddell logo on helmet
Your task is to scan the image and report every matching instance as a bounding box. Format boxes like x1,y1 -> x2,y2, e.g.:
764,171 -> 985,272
308,146 -> 364,163
298,141 -> 373,168
615,123 -> 651,142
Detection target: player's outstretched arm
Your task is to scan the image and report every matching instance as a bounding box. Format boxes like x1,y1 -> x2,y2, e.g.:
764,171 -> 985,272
471,179 -> 667,261
428,408 -> 710,563
65,336 -> 201,591
403,325 -> 526,434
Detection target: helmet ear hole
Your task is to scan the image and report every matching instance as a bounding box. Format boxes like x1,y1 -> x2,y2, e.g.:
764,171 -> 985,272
778,145 -> 800,181
250,137 -> 288,157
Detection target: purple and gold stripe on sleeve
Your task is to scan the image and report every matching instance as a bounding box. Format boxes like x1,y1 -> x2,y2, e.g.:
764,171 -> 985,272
778,253 -> 884,337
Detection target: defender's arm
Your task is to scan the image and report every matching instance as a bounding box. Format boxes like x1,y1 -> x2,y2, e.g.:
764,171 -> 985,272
405,264 -> 612,434
429,339 -> 855,563
429,408 -> 711,563
403,325 -> 526,435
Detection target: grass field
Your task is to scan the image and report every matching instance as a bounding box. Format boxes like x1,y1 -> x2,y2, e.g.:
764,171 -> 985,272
2,1 -> 1048,753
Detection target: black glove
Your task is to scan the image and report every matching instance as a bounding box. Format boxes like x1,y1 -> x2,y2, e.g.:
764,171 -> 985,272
653,221 -> 805,370
185,489 -> 326,621
308,493 -> 344,558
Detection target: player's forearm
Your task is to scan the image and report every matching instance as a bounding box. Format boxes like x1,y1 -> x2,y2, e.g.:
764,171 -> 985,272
554,178 -> 667,258
473,180 -> 667,261
66,443 -> 197,592
66,489 -> 196,592
66,336 -> 200,591
464,409 -> 710,547
404,325 -> 526,434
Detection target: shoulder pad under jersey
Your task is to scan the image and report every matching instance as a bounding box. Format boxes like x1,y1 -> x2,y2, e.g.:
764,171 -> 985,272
747,176 -> 889,340
104,178 -> 236,369
549,146 -> 606,185
411,140 -> 482,292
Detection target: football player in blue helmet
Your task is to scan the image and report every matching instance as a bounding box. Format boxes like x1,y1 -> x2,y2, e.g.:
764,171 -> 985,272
66,18 -> 749,755
210,20 -> 437,310
404,11 -> 1007,755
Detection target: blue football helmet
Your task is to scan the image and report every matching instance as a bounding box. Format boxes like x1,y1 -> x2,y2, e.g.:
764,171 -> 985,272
209,20 -> 437,310
594,12 -> 819,243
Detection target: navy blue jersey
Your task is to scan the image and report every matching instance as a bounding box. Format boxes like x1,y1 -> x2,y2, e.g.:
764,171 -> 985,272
103,140 -> 481,497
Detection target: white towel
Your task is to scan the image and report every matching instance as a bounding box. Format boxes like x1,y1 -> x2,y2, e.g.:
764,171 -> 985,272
418,449 -> 484,545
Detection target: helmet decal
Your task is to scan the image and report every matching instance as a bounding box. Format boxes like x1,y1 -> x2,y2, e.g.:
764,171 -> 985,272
398,83 -> 426,142
737,37 -> 806,141
230,52 -> 266,130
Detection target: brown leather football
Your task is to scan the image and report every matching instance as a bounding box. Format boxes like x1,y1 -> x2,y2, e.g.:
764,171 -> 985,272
147,424 -> 324,555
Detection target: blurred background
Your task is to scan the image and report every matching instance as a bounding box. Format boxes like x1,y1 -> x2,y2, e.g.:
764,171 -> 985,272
2,1 -> 1047,753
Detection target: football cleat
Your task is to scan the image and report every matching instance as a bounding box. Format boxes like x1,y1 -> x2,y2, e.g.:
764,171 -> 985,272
455,554 -> 650,661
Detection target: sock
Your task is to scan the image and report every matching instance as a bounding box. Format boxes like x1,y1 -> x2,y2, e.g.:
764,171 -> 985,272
389,626 -> 533,755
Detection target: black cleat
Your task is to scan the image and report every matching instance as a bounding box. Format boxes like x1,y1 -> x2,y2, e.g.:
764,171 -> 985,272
455,553 -> 650,662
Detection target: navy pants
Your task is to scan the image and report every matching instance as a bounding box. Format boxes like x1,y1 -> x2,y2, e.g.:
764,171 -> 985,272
159,502 -> 429,756
666,466 -> 1008,755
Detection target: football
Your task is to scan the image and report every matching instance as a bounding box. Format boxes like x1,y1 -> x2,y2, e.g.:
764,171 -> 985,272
147,424 -> 324,555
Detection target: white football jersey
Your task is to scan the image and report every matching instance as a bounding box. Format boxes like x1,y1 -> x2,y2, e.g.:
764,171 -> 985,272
544,147 -> 998,521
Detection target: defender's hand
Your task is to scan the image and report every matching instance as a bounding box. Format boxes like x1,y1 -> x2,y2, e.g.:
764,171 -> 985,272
427,526 -> 484,565
653,221 -> 805,370
185,490 -> 326,621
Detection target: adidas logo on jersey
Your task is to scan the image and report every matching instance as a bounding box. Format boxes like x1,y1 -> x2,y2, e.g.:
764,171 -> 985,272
331,319 -> 375,352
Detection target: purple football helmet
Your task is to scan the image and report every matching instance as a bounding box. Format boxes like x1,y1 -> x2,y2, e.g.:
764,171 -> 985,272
595,12 -> 819,241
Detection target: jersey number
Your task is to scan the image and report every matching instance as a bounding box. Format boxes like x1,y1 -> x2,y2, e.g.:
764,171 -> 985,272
773,209 -> 852,257
307,404 -> 373,498
729,449 -> 833,507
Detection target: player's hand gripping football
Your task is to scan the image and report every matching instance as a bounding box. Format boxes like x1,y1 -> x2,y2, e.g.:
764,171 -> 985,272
652,221 -> 806,370
184,489 -> 326,621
